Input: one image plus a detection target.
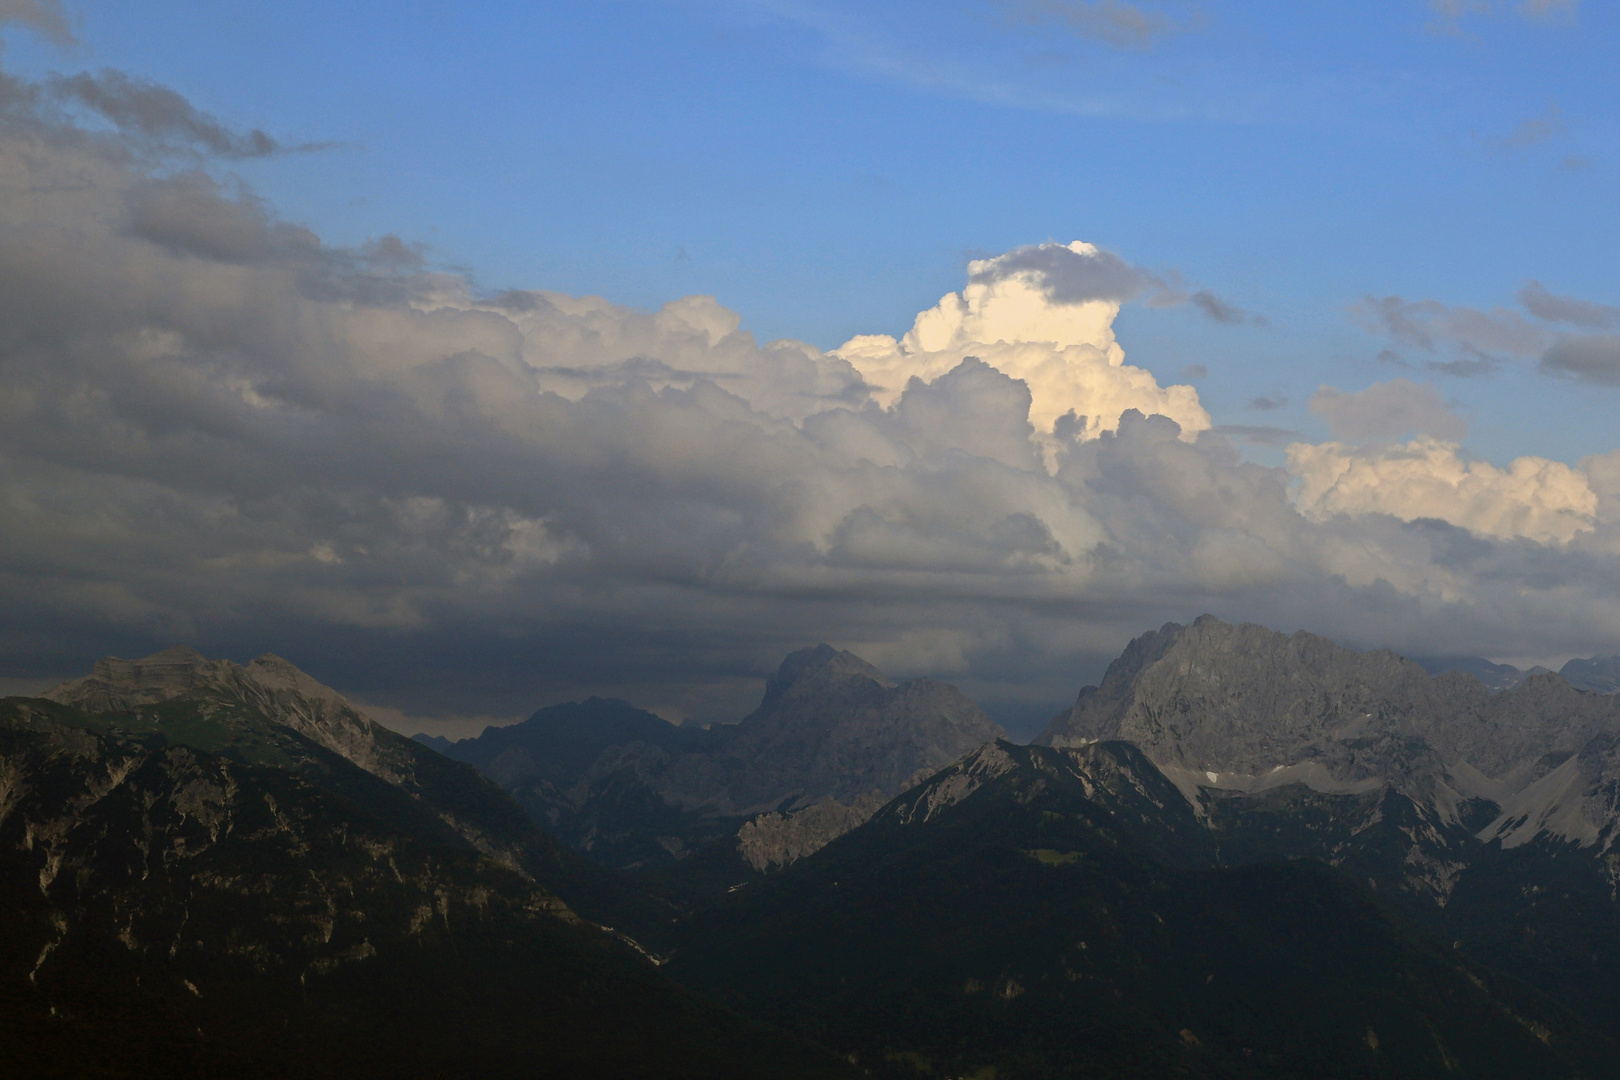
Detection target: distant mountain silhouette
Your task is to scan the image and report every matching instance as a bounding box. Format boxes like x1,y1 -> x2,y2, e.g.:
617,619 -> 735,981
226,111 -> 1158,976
423,644 -> 1003,870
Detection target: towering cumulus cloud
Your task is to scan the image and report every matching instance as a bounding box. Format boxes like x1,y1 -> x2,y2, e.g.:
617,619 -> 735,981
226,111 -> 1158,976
833,242 -> 1210,441
3,56 -> 1620,724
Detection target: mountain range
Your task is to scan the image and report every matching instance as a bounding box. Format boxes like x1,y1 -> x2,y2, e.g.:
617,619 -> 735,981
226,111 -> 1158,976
8,625 -> 1620,1077
1411,650 -> 1620,694
420,643 -> 1004,870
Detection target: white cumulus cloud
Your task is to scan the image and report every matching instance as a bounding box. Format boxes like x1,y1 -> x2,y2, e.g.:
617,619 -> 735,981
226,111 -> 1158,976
832,241 -> 1210,443
1288,438 -> 1599,544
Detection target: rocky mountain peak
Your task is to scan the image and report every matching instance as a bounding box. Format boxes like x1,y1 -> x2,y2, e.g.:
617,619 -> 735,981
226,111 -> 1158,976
242,652 -> 349,706
1041,615 -> 1461,774
761,644 -> 895,705
45,646 -> 352,718
1043,615 -> 1620,856
45,644 -> 237,712
731,647 -> 1002,810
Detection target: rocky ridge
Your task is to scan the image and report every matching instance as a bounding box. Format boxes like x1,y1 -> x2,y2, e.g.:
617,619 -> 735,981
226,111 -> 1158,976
1040,615 -> 1620,859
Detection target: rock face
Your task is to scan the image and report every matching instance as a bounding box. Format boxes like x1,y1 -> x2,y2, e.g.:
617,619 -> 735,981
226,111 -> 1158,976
736,793 -> 889,873
430,645 -> 1004,870
1040,615 -> 1620,847
725,645 -> 1002,812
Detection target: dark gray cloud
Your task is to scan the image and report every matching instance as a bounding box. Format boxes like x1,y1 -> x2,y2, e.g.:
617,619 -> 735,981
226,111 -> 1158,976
971,242 -> 1159,304
1190,289 -> 1266,326
1520,280 -> 1620,329
1248,395 -> 1287,411
2,57 -> 1619,733
1352,294 -> 1548,367
971,242 -> 1261,328
1358,284 -> 1620,385
45,70 -> 331,159
1540,335 -> 1620,385
0,0 -> 73,44
1425,352 -> 1500,377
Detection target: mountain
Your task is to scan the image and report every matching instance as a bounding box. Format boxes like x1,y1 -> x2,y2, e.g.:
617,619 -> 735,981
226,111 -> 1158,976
0,693 -> 854,1079
1038,615 -> 1620,1029
1039,616 -> 1620,840
427,644 -> 1004,870
1561,654 -> 1620,693
666,739 -> 1615,1079
37,645 -> 663,936
1409,654 -> 1544,691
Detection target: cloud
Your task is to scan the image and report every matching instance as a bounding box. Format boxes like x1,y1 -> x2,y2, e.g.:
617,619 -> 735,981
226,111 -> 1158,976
1308,379 -> 1468,443
1288,438 -> 1598,544
1481,104 -> 1565,152
1518,0 -> 1579,20
45,70 -> 330,159
1428,0 -> 1579,30
1352,295 -> 1548,359
5,56 -> 1620,726
1003,0 -> 1191,50
1540,335 -> 1620,386
1425,355 -> 1499,378
969,240 -> 1158,304
833,241 -> 1211,441
1360,286 -> 1620,386
1248,395 -> 1287,411
1189,289 -> 1266,326
0,0 -> 73,44
1211,424 -> 1298,447
1519,281 -> 1620,329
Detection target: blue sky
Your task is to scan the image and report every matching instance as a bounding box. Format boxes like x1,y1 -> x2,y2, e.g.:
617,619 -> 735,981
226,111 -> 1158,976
6,0 -> 1615,465
3,1 -> 1620,733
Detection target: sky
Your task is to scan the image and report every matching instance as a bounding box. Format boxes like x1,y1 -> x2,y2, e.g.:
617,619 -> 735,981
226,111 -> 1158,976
1,0 -> 1618,739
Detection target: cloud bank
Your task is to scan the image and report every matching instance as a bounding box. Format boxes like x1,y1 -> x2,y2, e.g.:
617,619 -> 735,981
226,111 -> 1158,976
3,61 -> 1620,730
